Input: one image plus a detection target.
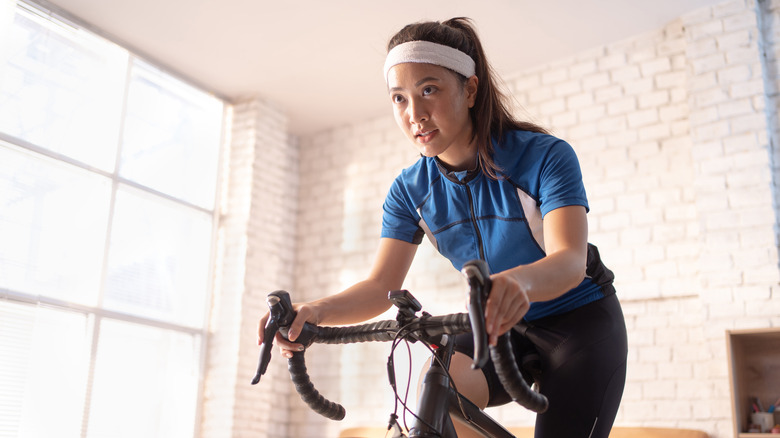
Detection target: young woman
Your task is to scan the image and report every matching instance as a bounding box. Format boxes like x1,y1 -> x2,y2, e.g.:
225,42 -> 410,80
259,17 -> 628,438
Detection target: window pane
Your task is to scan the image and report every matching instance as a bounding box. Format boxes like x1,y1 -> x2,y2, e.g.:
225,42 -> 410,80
86,319 -> 200,438
0,142 -> 111,305
0,5 -> 127,171
103,186 -> 212,327
0,300 -> 92,438
119,60 -> 223,209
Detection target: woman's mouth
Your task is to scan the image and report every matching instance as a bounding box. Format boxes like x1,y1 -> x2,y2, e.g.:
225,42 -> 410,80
415,129 -> 437,143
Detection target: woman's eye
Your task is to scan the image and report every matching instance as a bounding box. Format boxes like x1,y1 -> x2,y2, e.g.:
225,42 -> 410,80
392,94 -> 405,104
422,86 -> 435,96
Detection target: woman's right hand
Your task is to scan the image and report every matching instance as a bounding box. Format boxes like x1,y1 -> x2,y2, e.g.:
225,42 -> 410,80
257,302 -> 320,359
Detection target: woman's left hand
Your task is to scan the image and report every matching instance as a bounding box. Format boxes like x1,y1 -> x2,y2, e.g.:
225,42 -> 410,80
483,272 -> 531,346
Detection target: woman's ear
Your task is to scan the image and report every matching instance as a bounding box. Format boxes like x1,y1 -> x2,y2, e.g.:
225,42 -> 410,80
466,75 -> 479,108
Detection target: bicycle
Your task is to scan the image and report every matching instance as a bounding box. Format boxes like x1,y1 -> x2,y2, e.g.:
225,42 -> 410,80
252,259 -> 548,438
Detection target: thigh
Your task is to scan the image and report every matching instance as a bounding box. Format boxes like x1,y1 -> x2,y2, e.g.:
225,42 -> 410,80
453,331 -> 533,407
529,294 -> 628,438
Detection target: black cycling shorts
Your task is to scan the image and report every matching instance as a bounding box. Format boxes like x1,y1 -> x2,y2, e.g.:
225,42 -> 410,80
453,293 -> 628,438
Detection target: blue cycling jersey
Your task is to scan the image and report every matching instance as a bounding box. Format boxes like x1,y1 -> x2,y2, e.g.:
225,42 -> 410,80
381,130 -> 615,320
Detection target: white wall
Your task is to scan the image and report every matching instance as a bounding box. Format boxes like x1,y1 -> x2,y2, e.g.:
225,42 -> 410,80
209,0 -> 780,437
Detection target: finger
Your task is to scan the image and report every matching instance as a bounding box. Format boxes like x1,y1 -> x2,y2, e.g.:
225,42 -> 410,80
484,285 -> 508,335
504,289 -> 530,329
490,297 -> 518,346
286,310 -> 310,342
276,333 -> 304,351
497,298 -> 526,334
287,303 -> 318,341
277,341 -> 304,359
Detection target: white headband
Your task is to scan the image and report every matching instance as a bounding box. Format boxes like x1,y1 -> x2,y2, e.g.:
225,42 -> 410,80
383,41 -> 476,83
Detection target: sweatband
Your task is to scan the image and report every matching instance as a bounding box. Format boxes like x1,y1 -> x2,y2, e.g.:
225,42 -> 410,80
383,41 -> 476,82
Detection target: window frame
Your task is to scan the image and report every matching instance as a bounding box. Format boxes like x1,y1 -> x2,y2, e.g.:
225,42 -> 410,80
0,0 -> 226,436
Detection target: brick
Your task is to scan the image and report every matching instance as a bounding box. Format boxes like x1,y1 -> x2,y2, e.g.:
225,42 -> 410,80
598,52 -> 627,70
641,58 -> 673,77
713,0 -> 751,18
568,121 -> 598,139
658,37 -> 687,57
627,108 -> 660,128
694,87 -> 731,109
717,29 -> 754,51
607,96 -> 637,115
689,71 -> 719,92
569,59 -> 598,77
691,53 -> 727,75
509,73 -> 540,91
717,97 -> 753,118
551,111 -> 577,127
639,90 -> 671,108
717,64 -> 752,85
639,123 -> 672,141
541,68 -> 568,85
597,115 -> 629,134
687,19 -> 726,41
566,92 -> 594,110
527,86 -> 553,103
692,120 -> 730,142
623,77 -> 655,95
611,65 -> 642,82
581,71 -> 611,90
655,71 -> 687,90
553,78 -> 582,97
725,47 -> 762,64
688,38 -> 719,58
659,102 -> 689,121
538,97 -> 566,114
730,112 -> 767,133
722,132 -> 761,154
578,104 -> 606,123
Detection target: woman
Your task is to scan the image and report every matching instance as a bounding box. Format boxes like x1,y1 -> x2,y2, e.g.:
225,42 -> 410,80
259,17 -> 628,438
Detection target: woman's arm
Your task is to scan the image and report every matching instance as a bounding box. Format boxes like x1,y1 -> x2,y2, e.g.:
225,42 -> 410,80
257,237 -> 418,353
306,237 -> 418,326
484,205 -> 588,344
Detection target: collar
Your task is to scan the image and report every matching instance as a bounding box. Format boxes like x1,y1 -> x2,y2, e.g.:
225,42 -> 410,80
434,157 -> 481,184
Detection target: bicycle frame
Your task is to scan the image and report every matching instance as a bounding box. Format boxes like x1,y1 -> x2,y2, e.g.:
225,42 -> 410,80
409,332 -> 515,438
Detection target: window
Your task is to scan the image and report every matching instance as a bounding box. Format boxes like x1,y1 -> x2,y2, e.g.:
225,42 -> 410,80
0,2 -> 224,437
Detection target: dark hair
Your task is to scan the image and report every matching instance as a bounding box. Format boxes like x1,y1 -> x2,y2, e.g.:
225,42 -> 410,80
387,17 -> 548,179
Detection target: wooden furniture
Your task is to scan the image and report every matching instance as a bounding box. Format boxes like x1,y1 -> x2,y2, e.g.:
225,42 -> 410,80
337,426 -> 710,437
726,327 -> 780,437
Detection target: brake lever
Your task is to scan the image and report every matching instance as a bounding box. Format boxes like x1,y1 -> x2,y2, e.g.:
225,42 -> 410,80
461,259 -> 491,370
251,290 -> 296,385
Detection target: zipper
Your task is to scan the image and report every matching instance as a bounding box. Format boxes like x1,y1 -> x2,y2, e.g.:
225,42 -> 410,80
465,184 -> 486,261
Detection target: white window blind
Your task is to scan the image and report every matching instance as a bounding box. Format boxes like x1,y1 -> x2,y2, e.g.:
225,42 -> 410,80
0,2 -> 224,437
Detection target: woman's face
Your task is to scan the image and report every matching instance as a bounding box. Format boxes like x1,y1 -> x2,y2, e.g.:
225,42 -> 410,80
387,62 -> 478,171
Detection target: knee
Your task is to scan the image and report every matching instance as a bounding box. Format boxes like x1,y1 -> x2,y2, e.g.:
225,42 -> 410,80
447,352 -> 490,409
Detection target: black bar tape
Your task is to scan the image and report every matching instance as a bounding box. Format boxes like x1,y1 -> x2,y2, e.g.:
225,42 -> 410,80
490,333 -> 549,413
288,352 -> 346,420
313,320 -> 399,344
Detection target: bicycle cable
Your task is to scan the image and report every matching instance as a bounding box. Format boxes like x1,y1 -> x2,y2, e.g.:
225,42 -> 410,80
386,321 -> 440,434
386,336 -> 413,435
385,319 -> 475,436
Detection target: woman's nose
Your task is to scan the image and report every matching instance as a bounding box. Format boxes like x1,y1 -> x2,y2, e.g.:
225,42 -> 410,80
407,98 -> 428,124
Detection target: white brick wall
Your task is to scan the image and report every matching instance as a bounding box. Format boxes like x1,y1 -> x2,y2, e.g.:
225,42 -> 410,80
210,1 -> 780,437
203,98 -> 299,438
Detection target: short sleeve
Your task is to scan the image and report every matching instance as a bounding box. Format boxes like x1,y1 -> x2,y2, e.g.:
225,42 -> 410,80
538,140 -> 589,217
381,177 -> 425,244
